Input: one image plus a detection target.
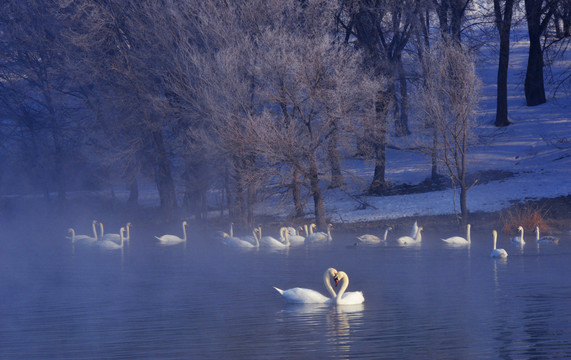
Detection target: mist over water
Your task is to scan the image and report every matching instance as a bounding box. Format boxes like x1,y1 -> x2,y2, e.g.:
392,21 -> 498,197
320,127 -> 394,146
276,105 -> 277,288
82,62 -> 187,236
1,208 -> 571,359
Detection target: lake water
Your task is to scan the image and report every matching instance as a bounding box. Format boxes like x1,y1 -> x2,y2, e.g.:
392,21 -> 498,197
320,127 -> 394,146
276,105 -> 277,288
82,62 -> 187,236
1,218 -> 570,359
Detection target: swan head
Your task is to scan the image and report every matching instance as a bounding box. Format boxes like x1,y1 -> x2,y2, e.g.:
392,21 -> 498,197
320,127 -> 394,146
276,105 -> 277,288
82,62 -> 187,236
67,228 -> 74,233
126,222 -> 133,228
334,271 -> 347,287
326,267 -> 338,277
517,225 -> 523,232
183,221 -> 189,227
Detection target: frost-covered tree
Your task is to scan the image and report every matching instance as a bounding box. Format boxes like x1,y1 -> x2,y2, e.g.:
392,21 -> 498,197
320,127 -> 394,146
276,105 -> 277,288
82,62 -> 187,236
416,38 -> 481,224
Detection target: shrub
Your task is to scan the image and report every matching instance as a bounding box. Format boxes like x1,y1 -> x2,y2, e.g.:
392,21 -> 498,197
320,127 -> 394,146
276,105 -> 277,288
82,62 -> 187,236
499,202 -> 551,234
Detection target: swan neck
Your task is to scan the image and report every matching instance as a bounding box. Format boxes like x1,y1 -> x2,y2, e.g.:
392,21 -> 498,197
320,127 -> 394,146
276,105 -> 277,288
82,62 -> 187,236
467,225 -> 471,243
93,222 -> 99,240
493,232 -> 497,250
335,275 -> 349,304
253,229 -> 260,247
70,229 -> 76,242
323,270 -> 336,297
182,222 -> 188,241
383,228 -> 389,241
535,227 -> 540,241
230,223 -> 234,238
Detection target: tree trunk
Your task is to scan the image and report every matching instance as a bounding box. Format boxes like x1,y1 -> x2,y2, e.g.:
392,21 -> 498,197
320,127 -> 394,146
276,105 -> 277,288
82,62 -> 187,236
495,0 -> 515,126
394,57 -> 411,136
127,176 -> 139,207
368,91 -> 389,194
524,0 -> 547,106
328,122 -> 343,188
431,124 -> 439,182
151,128 -> 178,220
292,168 -> 304,218
460,184 -> 469,226
308,154 -> 326,230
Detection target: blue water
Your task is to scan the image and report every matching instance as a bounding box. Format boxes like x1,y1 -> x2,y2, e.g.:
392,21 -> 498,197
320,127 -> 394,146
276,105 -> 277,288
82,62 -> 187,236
1,219 -> 570,359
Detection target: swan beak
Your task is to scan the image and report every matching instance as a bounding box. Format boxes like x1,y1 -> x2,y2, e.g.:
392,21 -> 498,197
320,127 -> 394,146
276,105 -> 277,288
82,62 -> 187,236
334,277 -> 339,287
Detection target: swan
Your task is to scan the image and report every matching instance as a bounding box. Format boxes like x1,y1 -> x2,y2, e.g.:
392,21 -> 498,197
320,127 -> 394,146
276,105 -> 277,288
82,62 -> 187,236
535,226 -> 559,245
273,268 -> 339,303
357,226 -> 392,244
94,227 -> 126,250
442,224 -> 471,246
490,230 -> 508,258
217,222 -> 234,239
397,226 -> 423,245
67,220 -> 99,244
305,224 -> 333,244
99,222 -> 132,244
260,227 -> 290,249
411,221 -> 419,238
155,221 -> 189,246
222,228 -> 260,248
331,271 -> 365,305
510,226 -> 526,246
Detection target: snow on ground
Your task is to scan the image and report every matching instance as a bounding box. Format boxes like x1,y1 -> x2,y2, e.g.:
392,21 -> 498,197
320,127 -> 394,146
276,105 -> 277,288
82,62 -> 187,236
259,30 -> 571,223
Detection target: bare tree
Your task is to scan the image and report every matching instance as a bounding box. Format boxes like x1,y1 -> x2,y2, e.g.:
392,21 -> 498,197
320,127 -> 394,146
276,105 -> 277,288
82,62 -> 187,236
524,0 -> 557,106
494,0 -> 518,127
253,22 -> 381,229
415,38 -> 481,224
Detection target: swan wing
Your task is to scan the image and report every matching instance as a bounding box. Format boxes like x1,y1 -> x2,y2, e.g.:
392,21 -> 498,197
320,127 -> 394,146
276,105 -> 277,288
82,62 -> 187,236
491,249 -> 508,258
156,235 -> 184,244
273,287 -> 329,304
357,234 -> 381,243
222,236 -> 255,248
441,236 -> 468,245
260,236 -> 287,248
329,291 -> 365,305
288,235 -> 306,246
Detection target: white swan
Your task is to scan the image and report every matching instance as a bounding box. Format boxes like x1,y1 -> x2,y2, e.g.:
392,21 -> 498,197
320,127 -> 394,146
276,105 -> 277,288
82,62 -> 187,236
511,226 -> 526,246
273,268 -> 339,303
490,230 -> 508,258
222,228 -> 260,248
397,226 -> 423,245
357,226 -> 392,244
260,227 -> 290,249
411,221 -> 419,238
155,221 -> 189,246
535,226 -> 559,245
442,224 -> 471,246
286,226 -> 306,246
94,227 -> 126,250
305,224 -> 333,244
331,271 -> 365,305
217,222 -> 234,239
99,222 -> 132,244
67,220 -> 99,244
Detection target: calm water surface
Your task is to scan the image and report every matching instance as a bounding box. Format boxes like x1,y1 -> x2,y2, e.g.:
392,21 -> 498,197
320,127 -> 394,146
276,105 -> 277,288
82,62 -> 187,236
1,219 -> 570,359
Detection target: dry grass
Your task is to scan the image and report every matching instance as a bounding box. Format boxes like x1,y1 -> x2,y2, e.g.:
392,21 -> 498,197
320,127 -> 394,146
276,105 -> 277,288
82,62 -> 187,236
499,201 -> 551,234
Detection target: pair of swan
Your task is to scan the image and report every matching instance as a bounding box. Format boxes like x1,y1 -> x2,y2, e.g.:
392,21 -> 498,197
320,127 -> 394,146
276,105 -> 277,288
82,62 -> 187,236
397,225 -> 423,245
156,221 -> 189,245
94,227 -> 127,250
490,230 -> 508,258
99,222 -> 132,244
442,224 -> 471,246
68,220 -> 99,245
356,226 -> 392,245
273,268 -> 364,305
305,223 -> 334,244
